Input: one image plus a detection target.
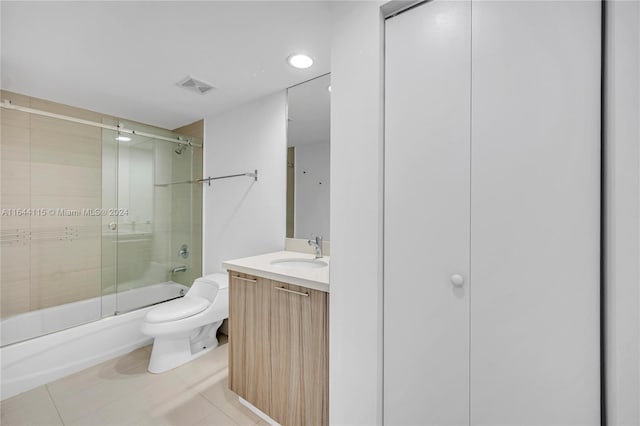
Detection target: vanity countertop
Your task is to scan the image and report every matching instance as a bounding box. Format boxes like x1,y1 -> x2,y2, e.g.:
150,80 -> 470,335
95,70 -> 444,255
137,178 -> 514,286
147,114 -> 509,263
222,251 -> 330,293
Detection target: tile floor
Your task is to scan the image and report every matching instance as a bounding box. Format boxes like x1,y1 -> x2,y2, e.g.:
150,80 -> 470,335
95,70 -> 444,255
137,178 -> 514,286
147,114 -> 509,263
0,335 -> 268,426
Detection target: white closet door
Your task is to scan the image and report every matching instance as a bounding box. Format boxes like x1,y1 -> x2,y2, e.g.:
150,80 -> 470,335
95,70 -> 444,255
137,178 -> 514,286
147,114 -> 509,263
469,1 -> 601,425
384,1 -> 471,424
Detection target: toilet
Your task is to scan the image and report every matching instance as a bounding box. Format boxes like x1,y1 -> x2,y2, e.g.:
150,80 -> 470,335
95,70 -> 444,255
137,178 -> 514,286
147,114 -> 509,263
141,273 -> 229,373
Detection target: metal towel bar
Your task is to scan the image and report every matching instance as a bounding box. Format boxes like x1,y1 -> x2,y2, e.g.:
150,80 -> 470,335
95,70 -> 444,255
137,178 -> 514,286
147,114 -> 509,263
197,170 -> 258,186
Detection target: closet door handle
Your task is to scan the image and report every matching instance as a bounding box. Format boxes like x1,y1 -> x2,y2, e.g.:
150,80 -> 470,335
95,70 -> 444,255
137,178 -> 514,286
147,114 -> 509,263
450,274 -> 465,287
233,276 -> 257,283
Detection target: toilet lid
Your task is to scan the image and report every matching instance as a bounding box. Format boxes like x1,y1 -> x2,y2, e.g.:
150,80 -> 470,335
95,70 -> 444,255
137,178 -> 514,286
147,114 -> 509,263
145,296 -> 210,323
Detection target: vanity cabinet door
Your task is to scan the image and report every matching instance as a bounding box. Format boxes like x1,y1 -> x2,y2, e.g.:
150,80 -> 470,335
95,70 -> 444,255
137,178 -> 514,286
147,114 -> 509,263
270,283 -> 329,426
228,273 -> 271,415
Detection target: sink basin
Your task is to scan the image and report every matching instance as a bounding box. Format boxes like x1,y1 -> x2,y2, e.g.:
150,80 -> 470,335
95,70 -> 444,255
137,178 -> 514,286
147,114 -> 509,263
270,258 -> 328,269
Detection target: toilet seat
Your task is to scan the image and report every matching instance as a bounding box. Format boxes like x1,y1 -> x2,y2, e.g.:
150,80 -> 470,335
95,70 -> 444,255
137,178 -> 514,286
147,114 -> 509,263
145,296 -> 210,323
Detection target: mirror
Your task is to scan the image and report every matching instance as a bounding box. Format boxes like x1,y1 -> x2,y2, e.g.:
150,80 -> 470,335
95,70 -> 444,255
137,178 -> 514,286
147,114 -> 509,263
286,74 -> 331,240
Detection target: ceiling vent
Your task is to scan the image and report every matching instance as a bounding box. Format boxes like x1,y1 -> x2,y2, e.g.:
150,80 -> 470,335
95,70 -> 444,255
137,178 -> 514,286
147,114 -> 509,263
177,76 -> 215,95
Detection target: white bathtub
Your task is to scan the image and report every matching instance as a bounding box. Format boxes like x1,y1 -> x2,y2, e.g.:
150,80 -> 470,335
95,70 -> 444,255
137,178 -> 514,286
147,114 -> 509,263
0,282 -> 189,400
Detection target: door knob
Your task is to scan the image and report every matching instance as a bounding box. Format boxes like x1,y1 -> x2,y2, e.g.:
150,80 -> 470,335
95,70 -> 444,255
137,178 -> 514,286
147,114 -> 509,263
450,274 -> 465,287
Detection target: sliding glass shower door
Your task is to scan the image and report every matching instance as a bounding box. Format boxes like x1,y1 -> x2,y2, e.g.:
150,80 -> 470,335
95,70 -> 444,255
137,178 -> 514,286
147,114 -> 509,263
0,92 -> 202,346
101,120 -> 200,316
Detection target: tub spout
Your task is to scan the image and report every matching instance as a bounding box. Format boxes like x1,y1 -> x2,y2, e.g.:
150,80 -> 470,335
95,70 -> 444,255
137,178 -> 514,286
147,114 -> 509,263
171,265 -> 187,274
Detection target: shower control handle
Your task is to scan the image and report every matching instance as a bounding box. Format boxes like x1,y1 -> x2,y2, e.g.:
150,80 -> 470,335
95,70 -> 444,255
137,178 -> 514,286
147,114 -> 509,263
108,222 -> 117,231
178,244 -> 190,259
450,274 -> 465,287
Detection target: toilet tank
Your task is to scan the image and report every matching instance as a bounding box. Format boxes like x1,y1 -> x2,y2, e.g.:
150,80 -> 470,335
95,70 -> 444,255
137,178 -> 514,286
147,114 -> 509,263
186,273 -> 229,302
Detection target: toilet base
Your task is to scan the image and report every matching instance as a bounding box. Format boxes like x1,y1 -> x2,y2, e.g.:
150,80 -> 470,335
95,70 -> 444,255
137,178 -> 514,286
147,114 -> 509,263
147,321 -> 222,373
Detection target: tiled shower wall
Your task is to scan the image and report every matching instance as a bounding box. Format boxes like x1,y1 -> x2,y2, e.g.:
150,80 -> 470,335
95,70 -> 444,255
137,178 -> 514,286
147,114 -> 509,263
1,91 -> 103,317
0,90 -> 203,318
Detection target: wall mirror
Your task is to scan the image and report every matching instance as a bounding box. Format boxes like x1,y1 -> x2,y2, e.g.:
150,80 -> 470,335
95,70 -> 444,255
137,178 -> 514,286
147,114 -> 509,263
286,73 -> 331,241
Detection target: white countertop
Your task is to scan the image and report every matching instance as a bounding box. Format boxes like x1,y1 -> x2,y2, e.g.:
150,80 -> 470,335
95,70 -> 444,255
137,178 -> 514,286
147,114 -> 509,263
222,251 -> 330,293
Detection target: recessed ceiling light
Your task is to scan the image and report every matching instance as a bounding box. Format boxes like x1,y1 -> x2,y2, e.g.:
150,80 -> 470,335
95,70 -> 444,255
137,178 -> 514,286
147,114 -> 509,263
116,136 -> 131,142
287,54 -> 313,69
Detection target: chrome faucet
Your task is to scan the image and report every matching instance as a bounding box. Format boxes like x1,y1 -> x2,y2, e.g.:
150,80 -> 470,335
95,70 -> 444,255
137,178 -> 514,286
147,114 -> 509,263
308,235 -> 323,259
170,265 -> 187,274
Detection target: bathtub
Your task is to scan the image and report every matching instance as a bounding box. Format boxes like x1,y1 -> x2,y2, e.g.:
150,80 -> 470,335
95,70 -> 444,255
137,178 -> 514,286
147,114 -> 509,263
0,282 -> 189,400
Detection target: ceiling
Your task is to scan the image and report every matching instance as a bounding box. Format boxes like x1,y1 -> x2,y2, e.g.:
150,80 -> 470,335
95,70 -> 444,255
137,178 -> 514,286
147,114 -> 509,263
1,1 -> 332,130
287,73 -> 330,147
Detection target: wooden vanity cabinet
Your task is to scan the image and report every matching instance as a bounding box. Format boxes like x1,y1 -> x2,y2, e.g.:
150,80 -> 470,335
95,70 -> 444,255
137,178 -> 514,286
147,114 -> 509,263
228,272 -> 329,426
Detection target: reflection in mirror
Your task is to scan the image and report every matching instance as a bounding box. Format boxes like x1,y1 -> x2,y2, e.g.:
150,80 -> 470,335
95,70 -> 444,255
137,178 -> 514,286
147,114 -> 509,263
286,73 -> 330,240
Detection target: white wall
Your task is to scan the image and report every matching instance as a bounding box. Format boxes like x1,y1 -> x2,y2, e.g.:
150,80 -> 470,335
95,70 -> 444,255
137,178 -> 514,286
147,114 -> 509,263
329,2 -> 384,425
203,92 -> 287,274
294,141 -> 330,240
606,1 -> 640,425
